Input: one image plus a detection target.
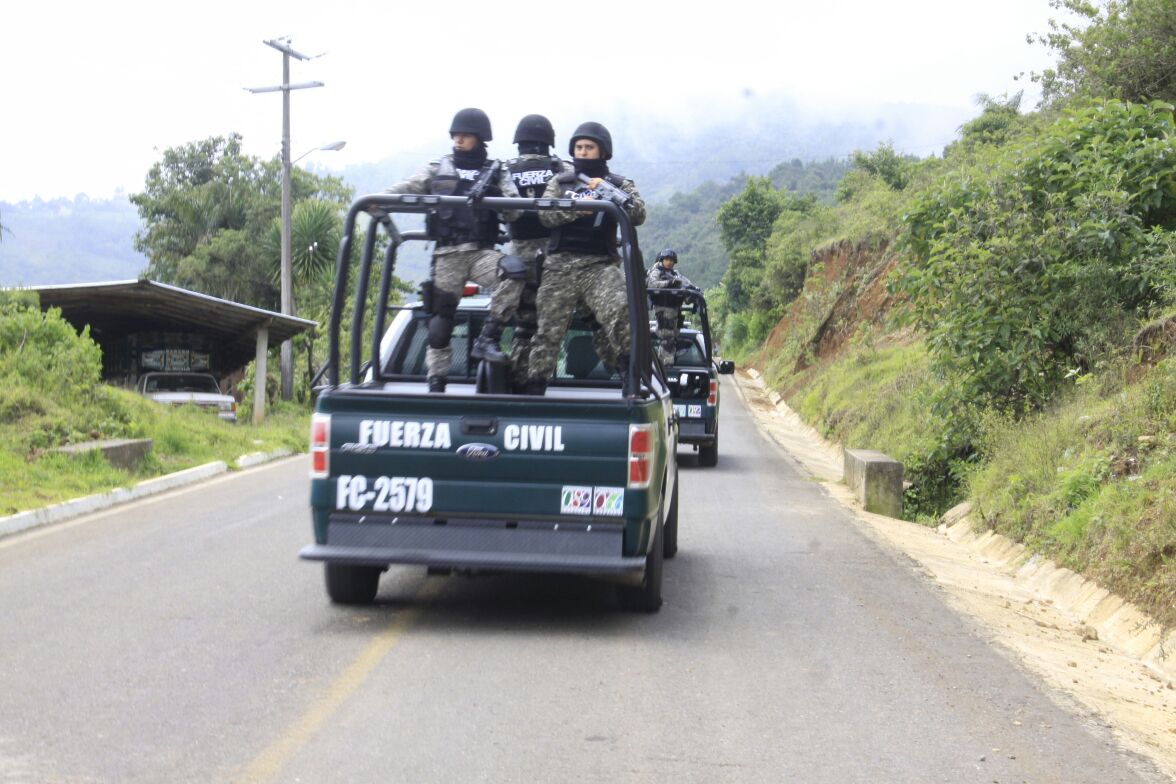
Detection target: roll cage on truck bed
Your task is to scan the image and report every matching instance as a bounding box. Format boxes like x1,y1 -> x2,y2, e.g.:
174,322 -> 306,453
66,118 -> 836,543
303,191 -> 679,611
651,286 -> 736,466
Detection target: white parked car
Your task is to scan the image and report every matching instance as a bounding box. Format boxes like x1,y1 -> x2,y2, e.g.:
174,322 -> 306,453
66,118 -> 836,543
136,372 -> 238,423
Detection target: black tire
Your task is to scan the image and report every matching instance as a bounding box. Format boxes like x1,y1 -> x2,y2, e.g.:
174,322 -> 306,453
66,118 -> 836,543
325,563 -> 381,605
620,518 -> 664,613
699,434 -> 719,467
663,474 -> 679,559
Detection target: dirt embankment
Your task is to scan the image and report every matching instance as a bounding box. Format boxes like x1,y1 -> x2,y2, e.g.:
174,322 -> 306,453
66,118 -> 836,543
754,239 -> 905,395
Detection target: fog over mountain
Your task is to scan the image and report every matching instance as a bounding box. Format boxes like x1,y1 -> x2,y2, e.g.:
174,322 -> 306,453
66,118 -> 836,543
0,98 -> 973,288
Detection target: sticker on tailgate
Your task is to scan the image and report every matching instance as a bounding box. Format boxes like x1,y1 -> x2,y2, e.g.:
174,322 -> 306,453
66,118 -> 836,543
561,485 -> 593,515
592,487 -> 625,517
560,486 -> 625,517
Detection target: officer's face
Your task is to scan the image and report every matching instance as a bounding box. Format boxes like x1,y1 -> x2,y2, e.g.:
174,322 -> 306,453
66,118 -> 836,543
451,133 -> 479,151
573,140 -> 602,159
662,258 -> 676,269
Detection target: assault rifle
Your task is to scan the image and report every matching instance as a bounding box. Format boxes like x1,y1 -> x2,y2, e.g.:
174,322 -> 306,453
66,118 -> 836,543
467,160 -> 502,203
577,173 -> 633,209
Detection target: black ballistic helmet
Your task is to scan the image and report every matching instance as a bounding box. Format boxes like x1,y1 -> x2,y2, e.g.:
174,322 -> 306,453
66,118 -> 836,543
569,121 -> 613,160
513,114 -> 555,146
656,248 -> 678,263
450,107 -> 492,142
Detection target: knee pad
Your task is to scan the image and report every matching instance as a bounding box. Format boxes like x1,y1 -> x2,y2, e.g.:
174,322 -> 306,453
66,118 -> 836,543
428,315 -> 455,349
433,288 -> 459,319
497,254 -> 528,280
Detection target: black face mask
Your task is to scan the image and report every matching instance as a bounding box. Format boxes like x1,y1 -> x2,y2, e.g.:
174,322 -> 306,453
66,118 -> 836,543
452,144 -> 488,170
573,158 -> 609,178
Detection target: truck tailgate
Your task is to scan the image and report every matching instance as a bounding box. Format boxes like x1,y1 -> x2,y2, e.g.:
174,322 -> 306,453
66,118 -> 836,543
305,391 -> 668,572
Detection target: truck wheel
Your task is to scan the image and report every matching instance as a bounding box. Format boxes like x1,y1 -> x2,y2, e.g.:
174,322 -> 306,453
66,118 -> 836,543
620,520 -> 664,613
325,563 -> 381,605
663,476 -> 679,559
699,435 -> 719,467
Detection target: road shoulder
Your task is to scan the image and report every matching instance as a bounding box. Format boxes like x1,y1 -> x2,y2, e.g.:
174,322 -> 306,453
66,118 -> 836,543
0,448 -> 296,539
730,368 -> 1176,778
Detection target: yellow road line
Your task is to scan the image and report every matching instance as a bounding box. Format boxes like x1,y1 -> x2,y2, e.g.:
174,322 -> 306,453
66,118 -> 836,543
236,580 -> 441,784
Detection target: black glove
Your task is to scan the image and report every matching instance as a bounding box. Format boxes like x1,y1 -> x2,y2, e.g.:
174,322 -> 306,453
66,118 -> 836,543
668,278 -> 682,288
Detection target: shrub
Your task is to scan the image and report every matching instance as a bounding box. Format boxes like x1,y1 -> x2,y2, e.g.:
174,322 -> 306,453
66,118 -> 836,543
897,100 -> 1176,416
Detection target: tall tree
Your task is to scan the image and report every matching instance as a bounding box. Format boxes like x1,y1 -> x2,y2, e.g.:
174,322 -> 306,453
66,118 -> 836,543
1032,0 -> 1176,105
130,134 -> 351,309
716,177 -> 786,314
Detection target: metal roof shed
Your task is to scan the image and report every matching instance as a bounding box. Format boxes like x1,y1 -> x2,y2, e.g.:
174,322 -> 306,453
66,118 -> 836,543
26,279 -> 317,423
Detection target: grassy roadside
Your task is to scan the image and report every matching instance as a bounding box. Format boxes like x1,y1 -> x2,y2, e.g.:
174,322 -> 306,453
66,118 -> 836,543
752,319 -> 1176,628
1,385 -> 308,517
1,297 -> 310,518
968,355 -> 1176,627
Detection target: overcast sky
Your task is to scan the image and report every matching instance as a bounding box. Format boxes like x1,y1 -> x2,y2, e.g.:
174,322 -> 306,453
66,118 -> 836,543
0,0 -> 1064,203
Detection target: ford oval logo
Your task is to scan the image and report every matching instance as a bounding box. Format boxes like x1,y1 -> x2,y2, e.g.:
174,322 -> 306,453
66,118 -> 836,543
457,443 -> 500,461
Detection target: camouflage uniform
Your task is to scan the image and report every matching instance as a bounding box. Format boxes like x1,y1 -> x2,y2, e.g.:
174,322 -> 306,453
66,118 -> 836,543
507,237 -> 545,385
385,159 -> 523,379
506,152 -> 563,387
647,263 -> 695,366
527,161 -> 646,383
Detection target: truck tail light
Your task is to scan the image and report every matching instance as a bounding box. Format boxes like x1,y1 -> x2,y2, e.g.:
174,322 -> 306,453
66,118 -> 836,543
462,283 -> 481,297
707,380 -> 717,406
310,413 -> 330,479
628,424 -> 653,488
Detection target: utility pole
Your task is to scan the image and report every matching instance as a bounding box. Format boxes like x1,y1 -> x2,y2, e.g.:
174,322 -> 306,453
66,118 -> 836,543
246,37 -> 324,401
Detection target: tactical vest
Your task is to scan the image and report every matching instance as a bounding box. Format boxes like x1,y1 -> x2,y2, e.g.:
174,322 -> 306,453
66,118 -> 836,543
425,155 -> 500,247
648,267 -> 685,307
548,171 -> 628,257
507,155 -> 561,240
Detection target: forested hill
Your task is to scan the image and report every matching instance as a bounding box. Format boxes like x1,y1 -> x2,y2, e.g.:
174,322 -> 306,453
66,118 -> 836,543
0,196 -> 147,286
0,100 -> 961,288
640,158 -> 851,291
338,101 -> 964,202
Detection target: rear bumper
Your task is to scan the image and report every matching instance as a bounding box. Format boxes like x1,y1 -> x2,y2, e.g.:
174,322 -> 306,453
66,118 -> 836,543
677,419 -> 715,445
300,514 -> 646,574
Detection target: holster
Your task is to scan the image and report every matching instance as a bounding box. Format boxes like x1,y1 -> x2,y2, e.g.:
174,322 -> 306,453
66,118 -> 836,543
419,280 -> 435,315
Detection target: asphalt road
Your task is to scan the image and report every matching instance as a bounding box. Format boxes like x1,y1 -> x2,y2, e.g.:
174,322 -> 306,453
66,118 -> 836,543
0,379 -> 1168,783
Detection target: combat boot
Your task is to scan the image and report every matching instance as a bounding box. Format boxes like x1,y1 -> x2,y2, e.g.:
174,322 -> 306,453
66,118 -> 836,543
470,317 -> 507,364
427,376 -> 446,393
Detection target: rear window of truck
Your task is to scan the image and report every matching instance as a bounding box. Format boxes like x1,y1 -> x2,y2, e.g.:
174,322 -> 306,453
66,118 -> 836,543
384,312 -> 618,383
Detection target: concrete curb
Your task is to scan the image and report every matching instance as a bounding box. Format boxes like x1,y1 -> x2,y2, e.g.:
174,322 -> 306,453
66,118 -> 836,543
732,367 -> 1176,685
0,449 -> 298,540
941,505 -> 1176,683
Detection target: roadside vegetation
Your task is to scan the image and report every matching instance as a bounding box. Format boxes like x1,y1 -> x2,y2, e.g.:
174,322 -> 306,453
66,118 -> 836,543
708,0 -> 1176,624
0,291 -> 307,517
6,0 -> 1174,623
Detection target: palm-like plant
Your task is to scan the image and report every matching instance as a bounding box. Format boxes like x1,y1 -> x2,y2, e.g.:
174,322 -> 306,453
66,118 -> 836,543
266,199 -> 342,285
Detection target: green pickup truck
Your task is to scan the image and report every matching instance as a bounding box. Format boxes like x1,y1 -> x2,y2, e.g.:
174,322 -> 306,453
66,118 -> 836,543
301,193 -> 678,612
654,288 -> 735,466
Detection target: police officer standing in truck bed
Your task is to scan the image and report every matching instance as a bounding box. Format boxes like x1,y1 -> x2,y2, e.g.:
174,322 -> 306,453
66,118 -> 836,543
384,108 -> 526,393
505,114 -> 563,393
647,248 -> 697,366
523,121 -> 646,396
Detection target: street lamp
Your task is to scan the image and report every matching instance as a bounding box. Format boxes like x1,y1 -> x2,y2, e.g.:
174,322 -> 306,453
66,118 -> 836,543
246,36 -> 325,402
294,140 -> 346,165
